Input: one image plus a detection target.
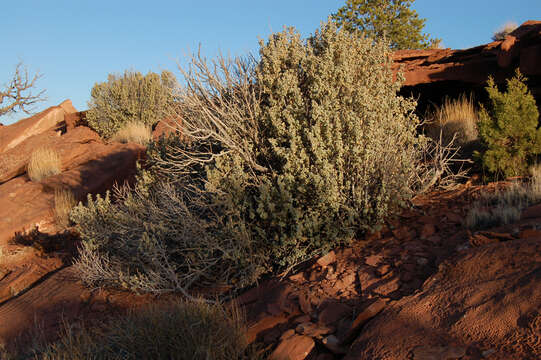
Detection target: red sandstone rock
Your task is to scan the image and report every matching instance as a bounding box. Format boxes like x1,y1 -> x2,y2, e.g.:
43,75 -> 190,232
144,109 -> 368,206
519,228 -> 541,239
317,251 -> 336,267
0,100 -> 77,154
41,142 -> 145,200
420,223 -> 436,239
318,302 -> 352,326
246,314 -> 290,344
295,322 -> 334,338
343,299 -> 386,344
521,203 -> 541,219
0,177 -> 56,246
152,116 -> 182,140
344,238 -> 541,360
393,21 -> 541,86
365,254 -> 383,267
315,354 -> 335,360
0,141 -> 145,245
64,111 -> 87,130
270,335 -> 315,360
321,335 -> 347,355
0,126 -> 101,184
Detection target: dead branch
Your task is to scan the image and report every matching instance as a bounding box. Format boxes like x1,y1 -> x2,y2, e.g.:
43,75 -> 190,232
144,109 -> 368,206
0,62 -> 46,117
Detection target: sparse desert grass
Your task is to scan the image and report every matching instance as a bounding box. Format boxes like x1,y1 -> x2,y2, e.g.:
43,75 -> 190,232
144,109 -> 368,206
37,300 -> 262,360
492,21 -> 518,41
466,165 -> 541,230
110,121 -> 152,145
54,189 -> 76,228
425,94 -> 479,150
27,147 -> 61,182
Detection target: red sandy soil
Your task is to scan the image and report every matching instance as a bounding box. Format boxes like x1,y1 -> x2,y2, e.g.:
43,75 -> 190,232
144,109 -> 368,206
0,182 -> 539,359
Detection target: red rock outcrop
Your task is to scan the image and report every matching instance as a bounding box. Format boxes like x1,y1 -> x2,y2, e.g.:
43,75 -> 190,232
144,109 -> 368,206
0,102 -> 146,245
0,141 -> 144,245
393,20 -> 541,112
0,100 -> 77,154
344,238 -> 541,360
0,127 -> 101,184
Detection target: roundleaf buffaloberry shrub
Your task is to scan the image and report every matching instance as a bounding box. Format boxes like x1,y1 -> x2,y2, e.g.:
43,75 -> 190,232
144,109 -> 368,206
476,70 -> 541,178
86,70 -> 176,139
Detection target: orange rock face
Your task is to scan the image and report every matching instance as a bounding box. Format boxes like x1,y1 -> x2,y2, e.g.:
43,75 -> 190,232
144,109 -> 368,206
393,20 -> 541,112
0,99 -> 77,154
0,102 -> 146,245
393,21 -> 541,86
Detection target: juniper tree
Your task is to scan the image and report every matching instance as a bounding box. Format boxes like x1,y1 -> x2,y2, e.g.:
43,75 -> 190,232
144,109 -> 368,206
332,0 -> 441,49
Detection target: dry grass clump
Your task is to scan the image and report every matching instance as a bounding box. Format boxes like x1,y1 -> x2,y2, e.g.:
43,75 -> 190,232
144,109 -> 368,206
492,21 -> 518,41
110,121 -> 152,145
37,300 -> 261,360
54,189 -> 76,228
465,164 -> 541,230
27,147 -> 61,182
425,94 -> 479,150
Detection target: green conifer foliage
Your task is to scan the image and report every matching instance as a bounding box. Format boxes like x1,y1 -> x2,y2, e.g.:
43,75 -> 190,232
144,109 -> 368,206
477,70 -> 541,178
86,70 -> 176,139
332,0 -> 440,49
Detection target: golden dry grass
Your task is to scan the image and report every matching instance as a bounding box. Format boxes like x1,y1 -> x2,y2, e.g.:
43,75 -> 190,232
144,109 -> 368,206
27,147 -> 61,182
37,300 -> 264,360
425,94 -> 479,148
465,166 -> 541,230
111,121 -> 152,145
54,189 -> 76,228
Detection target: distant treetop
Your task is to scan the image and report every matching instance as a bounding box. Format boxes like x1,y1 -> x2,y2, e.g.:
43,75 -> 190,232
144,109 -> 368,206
331,0 -> 441,50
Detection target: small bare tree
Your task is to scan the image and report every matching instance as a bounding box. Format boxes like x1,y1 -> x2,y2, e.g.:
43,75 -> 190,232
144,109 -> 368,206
0,62 -> 46,118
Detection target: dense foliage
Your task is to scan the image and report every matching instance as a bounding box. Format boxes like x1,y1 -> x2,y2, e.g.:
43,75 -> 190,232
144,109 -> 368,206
86,70 -> 176,139
331,0 -> 440,49
71,21 -> 427,295
477,70 -> 541,178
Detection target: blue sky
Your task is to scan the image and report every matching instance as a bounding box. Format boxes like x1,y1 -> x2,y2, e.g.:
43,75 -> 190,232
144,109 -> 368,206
1,0 -> 539,124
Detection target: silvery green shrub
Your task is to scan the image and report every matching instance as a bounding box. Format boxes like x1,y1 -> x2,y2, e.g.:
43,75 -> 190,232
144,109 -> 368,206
86,70 -> 176,139
168,20 -> 423,268
71,20 -> 425,294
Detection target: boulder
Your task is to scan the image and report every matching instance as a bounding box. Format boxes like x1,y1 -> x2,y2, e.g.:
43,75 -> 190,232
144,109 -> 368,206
152,116 -> 182,140
0,142 -> 145,245
0,100 -> 77,154
41,142 -> 145,201
0,177 -> 56,246
393,21 -> 541,113
0,126 -> 101,184
270,334 -> 316,360
344,238 -> 541,360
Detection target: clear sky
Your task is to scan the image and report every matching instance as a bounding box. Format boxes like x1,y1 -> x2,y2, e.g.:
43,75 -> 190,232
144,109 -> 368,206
1,0 -> 539,124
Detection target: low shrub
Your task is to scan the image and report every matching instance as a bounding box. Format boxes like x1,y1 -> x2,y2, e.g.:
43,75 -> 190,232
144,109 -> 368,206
86,70 -> 176,139
35,300 -> 261,360
110,121 -> 152,145
27,147 -> 61,182
72,20 -> 442,295
476,69 -> 541,178
70,174 -> 264,294
168,20 -> 424,269
465,164 -> 541,230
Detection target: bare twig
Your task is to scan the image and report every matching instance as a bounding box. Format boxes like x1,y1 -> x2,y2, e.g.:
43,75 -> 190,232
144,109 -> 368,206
0,62 -> 46,117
